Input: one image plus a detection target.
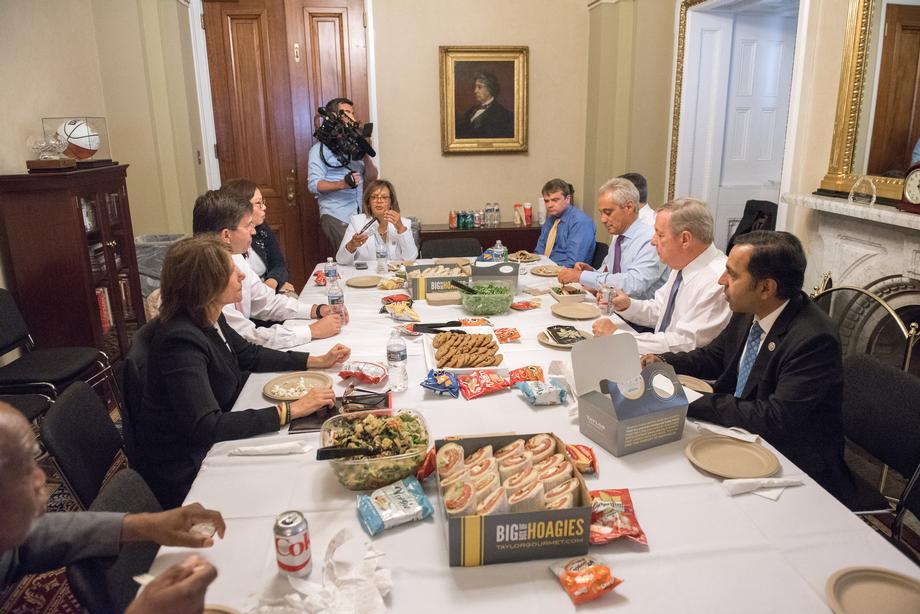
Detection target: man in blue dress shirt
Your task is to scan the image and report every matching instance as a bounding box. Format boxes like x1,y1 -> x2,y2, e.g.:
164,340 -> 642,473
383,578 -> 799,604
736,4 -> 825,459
557,177 -> 668,300
534,179 -> 596,267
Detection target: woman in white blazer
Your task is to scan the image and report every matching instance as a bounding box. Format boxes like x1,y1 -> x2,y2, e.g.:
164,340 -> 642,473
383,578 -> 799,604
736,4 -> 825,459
335,179 -> 418,264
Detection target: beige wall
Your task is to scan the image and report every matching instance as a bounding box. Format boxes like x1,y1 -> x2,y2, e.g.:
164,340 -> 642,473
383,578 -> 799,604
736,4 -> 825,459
371,0 -> 590,225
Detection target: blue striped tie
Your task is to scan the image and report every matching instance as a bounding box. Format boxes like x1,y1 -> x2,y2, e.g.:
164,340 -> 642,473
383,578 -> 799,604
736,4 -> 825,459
734,321 -> 764,397
657,271 -> 683,332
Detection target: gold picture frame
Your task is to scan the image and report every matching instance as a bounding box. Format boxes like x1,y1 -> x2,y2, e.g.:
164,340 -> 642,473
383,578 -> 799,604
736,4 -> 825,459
439,46 -> 528,154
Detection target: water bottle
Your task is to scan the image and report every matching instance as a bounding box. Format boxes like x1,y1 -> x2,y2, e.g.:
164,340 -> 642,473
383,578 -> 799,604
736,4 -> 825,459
386,330 -> 408,392
324,257 -> 338,286
492,240 -> 508,262
375,238 -> 388,274
327,278 -> 345,319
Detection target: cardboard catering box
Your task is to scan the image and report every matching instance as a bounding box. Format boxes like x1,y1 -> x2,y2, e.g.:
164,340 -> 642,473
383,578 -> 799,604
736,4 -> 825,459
471,261 -> 520,292
572,335 -> 688,457
405,263 -> 470,300
434,433 -> 591,567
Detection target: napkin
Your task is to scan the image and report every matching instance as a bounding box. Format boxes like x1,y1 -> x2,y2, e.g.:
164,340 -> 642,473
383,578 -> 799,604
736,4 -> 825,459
721,478 -> 803,501
690,420 -> 760,443
228,441 -> 312,456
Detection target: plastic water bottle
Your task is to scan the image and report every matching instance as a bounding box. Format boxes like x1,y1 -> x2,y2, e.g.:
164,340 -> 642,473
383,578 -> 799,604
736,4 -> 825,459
327,278 -> 345,319
386,330 -> 408,392
492,240 -> 508,262
324,257 -> 338,286
375,239 -> 388,274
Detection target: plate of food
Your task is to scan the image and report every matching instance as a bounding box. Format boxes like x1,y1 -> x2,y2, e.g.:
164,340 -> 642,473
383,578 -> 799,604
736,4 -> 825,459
549,284 -> 588,303
263,371 -> 334,401
550,302 -> 600,320
508,250 -> 540,263
538,325 -> 593,349
345,275 -> 382,288
423,326 -> 504,372
531,264 -> 561,277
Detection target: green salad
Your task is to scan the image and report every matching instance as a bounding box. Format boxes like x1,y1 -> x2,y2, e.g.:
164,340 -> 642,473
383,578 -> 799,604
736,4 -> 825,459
462,281 -> 513,315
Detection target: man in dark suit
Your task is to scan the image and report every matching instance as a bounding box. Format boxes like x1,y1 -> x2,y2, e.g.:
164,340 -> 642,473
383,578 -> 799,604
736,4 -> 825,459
643,231 -> 854,503
456,71 -> 514,139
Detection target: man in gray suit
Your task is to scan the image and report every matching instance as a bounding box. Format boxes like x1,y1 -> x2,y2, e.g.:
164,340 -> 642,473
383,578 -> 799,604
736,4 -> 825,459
0,402 -> 224,612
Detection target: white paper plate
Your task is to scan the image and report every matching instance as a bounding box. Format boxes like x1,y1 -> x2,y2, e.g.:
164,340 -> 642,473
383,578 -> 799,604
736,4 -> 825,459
684,436 -> 780,479
531,265 -> 561,277
677,374 -> 714,394
345,275 -> 382,288
263,371 -> 333,401
537,329 -> 593,349
550,302 -> 600,320
825,566 -> 920,614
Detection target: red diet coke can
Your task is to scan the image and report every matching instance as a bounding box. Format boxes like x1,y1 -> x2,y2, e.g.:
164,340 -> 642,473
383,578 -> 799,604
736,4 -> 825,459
274,510 -> 312,577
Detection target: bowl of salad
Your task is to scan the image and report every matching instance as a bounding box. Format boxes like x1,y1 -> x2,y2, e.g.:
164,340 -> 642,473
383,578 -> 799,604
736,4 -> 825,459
549,283 -> 588,304
460,280 -> 514,315
321,409 -> 429,490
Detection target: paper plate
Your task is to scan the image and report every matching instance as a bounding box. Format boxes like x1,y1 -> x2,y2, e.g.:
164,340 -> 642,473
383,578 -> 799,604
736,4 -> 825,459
203,607 -> 243,614
550,302 -> 600,320
684,436 -> 780,479
345,275 -> 382,288
263,371 -> 333,401
537,329 -> 593,349
825,566 -> 920,614
508,251 -> 540,263
434,257 -> 471,266
531,265 -> 561,277
677,374 -> 714,394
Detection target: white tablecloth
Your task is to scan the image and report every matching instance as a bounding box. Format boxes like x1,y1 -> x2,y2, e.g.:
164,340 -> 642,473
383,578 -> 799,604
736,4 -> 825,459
150,261 -> 919,612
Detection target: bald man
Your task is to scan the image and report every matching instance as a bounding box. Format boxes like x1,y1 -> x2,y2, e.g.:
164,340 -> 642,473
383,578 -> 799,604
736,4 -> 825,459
0,402 -> 222,612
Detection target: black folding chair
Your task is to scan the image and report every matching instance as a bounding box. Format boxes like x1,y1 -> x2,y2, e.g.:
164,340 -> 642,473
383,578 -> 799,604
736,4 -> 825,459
67,469 -> 162,613
726,199 -> 777,254
120,321 -> 157,465
591,241 -> 609,270
419,237 -> 482,258
40,381 -> 125,509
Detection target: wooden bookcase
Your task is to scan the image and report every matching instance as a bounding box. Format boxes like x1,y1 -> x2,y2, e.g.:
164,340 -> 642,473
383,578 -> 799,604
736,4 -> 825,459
0,165 -> 145,361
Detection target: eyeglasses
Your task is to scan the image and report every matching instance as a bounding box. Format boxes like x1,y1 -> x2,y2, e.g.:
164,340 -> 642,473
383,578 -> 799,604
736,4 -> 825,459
252,199 -> 267,210
369,193 -> 391,202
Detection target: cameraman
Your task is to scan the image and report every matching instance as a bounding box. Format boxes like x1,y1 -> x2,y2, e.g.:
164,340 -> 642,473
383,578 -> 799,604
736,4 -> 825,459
308,98 -> 378,251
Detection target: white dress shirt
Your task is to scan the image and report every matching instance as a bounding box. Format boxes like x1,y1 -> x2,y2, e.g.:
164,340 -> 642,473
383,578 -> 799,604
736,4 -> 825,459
737,299 -> 790,368
617,243 -> 731,354
335,213 -> 418,265
578,219 -> 668,300
221,254 -> 313,349
247,248 -> 267,277
637,204 -> 656,227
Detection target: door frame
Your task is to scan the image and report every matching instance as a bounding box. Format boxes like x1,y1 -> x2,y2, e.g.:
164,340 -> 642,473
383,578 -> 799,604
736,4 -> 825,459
184,0 -> 381,190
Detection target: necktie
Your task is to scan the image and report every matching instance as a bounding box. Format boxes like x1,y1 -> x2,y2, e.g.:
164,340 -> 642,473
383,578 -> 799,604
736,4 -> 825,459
734,321 -> 764,397
543,218 -> 561,257
611,235 -> 625,274
657,271 -> 683,332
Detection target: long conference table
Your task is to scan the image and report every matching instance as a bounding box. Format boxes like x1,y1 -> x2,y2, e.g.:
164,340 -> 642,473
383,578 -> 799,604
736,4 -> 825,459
149,259 -> 919,612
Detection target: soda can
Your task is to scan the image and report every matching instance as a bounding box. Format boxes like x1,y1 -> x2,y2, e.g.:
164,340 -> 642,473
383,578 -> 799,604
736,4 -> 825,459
274,510 -> 312,576
598,285 -> 616,316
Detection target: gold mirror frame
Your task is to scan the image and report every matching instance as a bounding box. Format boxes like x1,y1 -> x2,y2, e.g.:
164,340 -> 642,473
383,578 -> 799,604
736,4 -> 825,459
819,0 -> 903,201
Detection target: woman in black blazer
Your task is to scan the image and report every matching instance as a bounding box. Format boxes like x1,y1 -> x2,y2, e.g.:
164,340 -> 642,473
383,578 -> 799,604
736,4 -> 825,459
223,178 -> 295,294
134,236 -> 350,507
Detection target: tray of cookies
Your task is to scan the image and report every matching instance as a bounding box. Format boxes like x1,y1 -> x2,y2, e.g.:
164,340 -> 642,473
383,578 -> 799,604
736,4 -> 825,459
422,326 -> 505,373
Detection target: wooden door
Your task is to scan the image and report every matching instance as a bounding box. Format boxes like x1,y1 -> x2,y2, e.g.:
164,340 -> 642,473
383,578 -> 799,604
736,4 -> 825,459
285,0 -> 370,258
867,4 -> 920,176
203,0 -> 368,284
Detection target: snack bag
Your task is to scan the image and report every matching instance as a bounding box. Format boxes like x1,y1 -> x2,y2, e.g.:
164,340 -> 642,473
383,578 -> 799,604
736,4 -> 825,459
516,379 -> 567,406
420,369 -> 460,398
458,370 -> 511,400
338,361 -> 389,385
511,299 -> 542,311
357,477 -> 434,536
509,365 -> 544,384
590,489 -> 648,545
550,556 -> 622,605
377,277 -> 406,290
313,270 -> 327,286
459,317 -> 492,327
386,302 -> 421,322
494,328 -> 521,343
382,293 -> 412,305
416,447 -> 437,482
566,443 -> 599,476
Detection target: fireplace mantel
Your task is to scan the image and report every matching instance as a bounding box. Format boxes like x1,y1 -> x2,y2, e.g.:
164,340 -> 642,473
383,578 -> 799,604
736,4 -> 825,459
782,193 -> 920,232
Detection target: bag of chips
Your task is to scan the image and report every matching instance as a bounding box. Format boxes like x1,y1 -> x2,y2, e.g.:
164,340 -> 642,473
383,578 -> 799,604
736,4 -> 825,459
459,317 -> 492,327
313,270 -> 326,286
511,299 -> 541,311
589,489 -> 647,545
357,476 -> 434,536
416,447 -> 437,482
549,556 -> 622,605
385,303 -> 421,322
338,361 -> 388,385
382,293 -> 412,305
494,328 -> 521,343
458,370 -> 511,400
420,369 -> 460,398
516,379 -> 567,406
509,365 -> 544,384
566,443 -> 598,476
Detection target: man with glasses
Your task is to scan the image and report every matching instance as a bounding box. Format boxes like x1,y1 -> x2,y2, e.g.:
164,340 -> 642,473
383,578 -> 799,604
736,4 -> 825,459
308,98 -> 379,252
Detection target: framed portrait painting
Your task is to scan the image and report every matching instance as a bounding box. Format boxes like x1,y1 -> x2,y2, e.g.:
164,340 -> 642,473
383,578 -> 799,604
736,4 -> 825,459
439,46 -> 528,153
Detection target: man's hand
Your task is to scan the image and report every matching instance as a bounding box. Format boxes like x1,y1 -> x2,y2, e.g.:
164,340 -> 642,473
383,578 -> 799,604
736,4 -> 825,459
121,504 -> 226,548
280,282 -> 296,294
592,318 -> 618,337
573,262 -> 595,273
346,232 -> 369,253
384,210 -> 406,233
611,288 -> 631,311
307,343 -> 351,369
265,278 -> 279,290
556,268 -> 581,284
125,555 -> 216,614
342,172 -> 360,189
640,354 -> 663,368
309,314 -> 343,339
290,386 -> 336,419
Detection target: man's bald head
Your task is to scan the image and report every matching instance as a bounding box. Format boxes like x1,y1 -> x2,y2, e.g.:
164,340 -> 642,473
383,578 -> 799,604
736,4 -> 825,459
0,402 -> 46,551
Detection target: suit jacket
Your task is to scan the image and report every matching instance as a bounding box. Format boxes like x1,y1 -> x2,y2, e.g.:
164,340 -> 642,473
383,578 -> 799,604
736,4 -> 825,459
457,101 -> 514,139
135,314 -> 309,507
1,512 -> 123,589
661,292 -> 854,503
251,223 -> 289,289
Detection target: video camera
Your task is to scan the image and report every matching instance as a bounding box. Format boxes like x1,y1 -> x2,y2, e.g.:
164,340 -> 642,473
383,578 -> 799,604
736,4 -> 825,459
313,106 -> 376,167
